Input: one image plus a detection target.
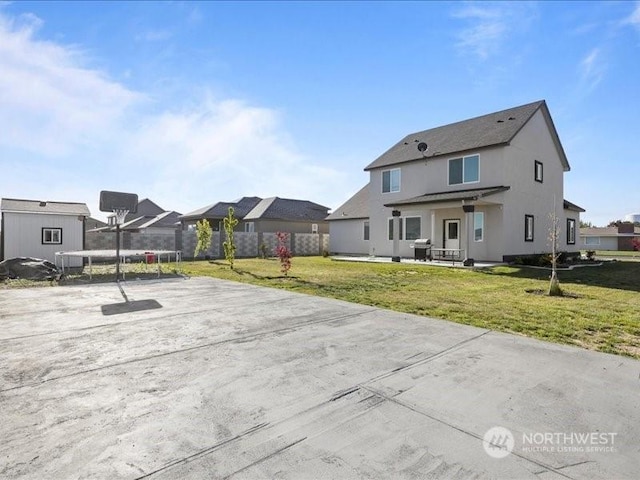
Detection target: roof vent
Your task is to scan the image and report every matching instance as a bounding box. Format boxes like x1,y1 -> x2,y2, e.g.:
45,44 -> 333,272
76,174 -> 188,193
39,201 -> 47,207
497,119 -> 504,123
508,116 -> 515,120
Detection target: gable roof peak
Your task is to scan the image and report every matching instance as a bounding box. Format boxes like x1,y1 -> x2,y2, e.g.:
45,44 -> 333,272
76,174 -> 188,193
365,100 -> 550,171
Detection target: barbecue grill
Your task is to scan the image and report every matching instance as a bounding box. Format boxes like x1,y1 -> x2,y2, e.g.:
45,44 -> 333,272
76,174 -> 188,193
413,238 -> 431,261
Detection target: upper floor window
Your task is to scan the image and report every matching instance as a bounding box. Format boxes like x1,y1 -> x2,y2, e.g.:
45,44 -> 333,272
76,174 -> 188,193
42,227 -> 62,245
244,222 -> 254,233
525,215 -> 534,242
382,168 -> 401,193
311,223 -> 318,234
363,221 -> 370,241
535,160 -> 543,183
566,218 -> 576,245
449,154 -> 479,185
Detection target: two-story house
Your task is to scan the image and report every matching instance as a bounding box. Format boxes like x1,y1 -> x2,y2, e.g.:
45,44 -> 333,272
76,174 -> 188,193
328,100 -> 584,262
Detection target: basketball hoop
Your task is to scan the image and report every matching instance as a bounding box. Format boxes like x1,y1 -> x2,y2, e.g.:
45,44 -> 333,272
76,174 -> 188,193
99,190 -> 139,281
113,209 -> 129,226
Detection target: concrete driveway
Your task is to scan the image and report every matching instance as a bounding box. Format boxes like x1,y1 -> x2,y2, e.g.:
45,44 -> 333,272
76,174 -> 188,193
1,277 -> 638,479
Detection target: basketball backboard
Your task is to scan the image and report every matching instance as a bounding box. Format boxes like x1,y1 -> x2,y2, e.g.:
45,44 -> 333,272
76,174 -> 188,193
99,190 -> 138,213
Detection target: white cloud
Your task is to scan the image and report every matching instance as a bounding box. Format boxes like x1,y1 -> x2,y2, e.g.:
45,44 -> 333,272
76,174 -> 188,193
452,2 -> 537,60
579,47 -> 605,91
0,10 -> 348,219
624,2 -> 640,29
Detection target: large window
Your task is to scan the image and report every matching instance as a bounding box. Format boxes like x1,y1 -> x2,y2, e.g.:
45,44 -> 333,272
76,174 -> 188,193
42,228 -> 62,245
449,154 -> 479,185
363,221 -> 370,241
474,212 -> 484,242
535,160 -> 543,183
584,237 -> 600,246
388,217 -> 421,240
382,168 -> 401,193
524,215 -> 534,242
405,217 -> 421,240
566,218 -> 576,245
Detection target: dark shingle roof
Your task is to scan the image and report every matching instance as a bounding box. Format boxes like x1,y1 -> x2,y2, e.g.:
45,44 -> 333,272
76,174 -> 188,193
326,184 -> 370,221
384,186 -> 510,208
1,198 -> 90,216
244,197 -> 330,222
180,197 -> 262,221
365,100 -> 569,172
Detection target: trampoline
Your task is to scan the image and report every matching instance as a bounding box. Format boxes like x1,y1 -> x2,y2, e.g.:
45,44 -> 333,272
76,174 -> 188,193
55,249 -> 182,280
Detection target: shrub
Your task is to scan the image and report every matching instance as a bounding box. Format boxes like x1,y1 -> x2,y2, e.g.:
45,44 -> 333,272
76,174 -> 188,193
223,207 -> 238,269
586,250 -> 596,261
274,232 -> 292,276
194,219 -> 212,258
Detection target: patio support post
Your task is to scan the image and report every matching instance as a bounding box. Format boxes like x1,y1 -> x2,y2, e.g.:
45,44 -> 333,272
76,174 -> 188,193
462,204 -> 475,266
392,209 -> 401,262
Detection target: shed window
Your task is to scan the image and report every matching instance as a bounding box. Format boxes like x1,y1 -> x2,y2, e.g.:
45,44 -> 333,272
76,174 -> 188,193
42,228 -> 62,245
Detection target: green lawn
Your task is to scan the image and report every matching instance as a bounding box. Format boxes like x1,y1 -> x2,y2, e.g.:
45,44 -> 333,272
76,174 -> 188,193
182,257 -> 640,359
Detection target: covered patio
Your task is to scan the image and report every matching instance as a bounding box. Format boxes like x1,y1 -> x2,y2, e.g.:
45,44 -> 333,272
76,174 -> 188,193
384,186 -> 510,264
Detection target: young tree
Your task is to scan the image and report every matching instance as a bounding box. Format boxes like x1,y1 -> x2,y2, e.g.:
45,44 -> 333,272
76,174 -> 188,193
223,207 -> 238,269
194,219 -> 212,258
274,231 -> 292,276
548,206 -> 563,297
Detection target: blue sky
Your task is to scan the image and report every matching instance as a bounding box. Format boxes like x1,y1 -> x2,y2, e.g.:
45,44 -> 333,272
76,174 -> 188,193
1,1 -> 639,225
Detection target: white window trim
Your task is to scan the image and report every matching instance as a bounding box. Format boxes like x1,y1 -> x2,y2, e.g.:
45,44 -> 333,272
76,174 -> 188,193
382,168 -> 401,194
387,217 -> 404,241
387,216 -> 422,241
42,227 -> 62,245
584,236 -> 600,246
474,212 -> 484,242
311,223 -> 318,234
404,216 -> 422,241
448,154 -> 480,186
244,222 -> 254,233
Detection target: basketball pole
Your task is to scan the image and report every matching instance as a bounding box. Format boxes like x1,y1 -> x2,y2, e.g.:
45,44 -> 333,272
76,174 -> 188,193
115,221 -> 121,281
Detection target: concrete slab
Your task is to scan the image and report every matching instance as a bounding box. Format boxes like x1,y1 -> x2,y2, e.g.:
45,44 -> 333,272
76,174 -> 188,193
0,277 -> 638,479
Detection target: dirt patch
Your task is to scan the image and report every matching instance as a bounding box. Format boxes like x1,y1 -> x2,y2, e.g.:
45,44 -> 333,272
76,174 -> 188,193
525,288 -> 581,298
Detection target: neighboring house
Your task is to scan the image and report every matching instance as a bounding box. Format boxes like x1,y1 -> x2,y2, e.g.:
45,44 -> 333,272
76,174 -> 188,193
1,198 -> 90,267
96,199 -> 181,234
180,197 -> 263,231
329,100 -> 584,262
243,197 -> 330,234
85,217 -> 107,231
87,198 -> 181,252
181,196 -> 330,234
581,224 -> 640,251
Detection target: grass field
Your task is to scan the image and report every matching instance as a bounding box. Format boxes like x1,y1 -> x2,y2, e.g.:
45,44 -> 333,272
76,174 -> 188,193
181,257 -> 640,359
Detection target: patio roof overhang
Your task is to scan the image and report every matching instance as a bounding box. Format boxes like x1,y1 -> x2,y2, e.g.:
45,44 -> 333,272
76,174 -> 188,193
384,185 -> 510,208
